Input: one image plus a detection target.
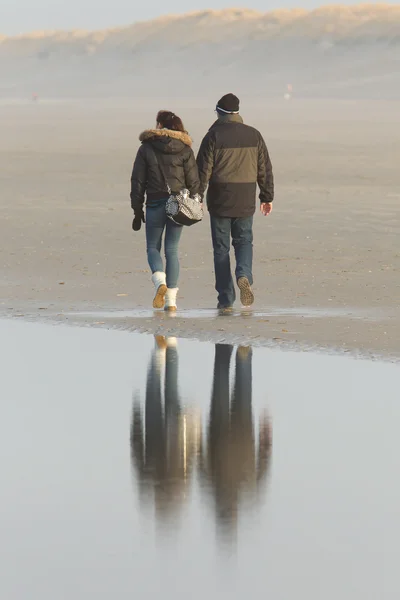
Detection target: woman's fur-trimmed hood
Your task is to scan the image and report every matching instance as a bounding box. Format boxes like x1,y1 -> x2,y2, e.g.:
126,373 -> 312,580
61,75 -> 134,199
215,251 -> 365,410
139,128 -> 193,147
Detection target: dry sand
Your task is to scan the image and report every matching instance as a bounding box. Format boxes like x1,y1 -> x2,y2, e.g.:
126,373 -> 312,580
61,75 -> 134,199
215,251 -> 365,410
1,98 -> 399,360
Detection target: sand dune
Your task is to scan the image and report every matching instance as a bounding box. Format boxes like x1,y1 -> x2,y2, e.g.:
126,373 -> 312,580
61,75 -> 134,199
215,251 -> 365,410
1,5 -> 400,49
0,5 -> 400,99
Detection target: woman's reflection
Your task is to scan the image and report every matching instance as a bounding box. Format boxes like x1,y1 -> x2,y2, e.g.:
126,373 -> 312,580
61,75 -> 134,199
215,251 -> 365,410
130,336 -> 200,522
200,344 -> 272,534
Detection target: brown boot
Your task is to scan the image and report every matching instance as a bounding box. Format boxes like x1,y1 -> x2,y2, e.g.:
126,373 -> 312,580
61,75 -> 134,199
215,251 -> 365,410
237,277 -> 254,307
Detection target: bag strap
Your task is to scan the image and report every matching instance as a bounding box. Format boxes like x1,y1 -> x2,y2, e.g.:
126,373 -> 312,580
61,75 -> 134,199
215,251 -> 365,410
150,146 -> 171,195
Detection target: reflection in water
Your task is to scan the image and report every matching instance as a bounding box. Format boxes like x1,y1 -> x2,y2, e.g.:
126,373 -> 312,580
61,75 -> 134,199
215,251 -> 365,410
2,321 -> 397,597
200,344 -> 272,538
130,337 -> 272,535
130,336 -> 201,521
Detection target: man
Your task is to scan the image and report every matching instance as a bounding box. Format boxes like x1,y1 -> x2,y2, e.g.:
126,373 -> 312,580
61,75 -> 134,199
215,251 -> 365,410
199,343 -> 272,535
197,93 -> 274,311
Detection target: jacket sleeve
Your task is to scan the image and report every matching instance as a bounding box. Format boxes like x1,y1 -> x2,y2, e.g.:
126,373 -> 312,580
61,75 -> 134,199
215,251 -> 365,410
257,134 -> 274,204
183,148 -> 201,197
130,146 -> 147,212
196,132 -> 215,199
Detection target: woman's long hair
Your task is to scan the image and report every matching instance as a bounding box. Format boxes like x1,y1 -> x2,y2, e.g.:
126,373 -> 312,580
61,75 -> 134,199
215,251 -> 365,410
157,110 -> 185,132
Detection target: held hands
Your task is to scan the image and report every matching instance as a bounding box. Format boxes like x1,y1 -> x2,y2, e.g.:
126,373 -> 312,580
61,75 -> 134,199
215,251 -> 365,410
260,202 -> 273,216
132,209 -> 145,232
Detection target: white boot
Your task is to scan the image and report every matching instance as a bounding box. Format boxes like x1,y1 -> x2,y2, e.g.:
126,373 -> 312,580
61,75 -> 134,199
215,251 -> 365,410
151,271 -> 167,309
164,288 -> 179,312
153,338 -> 166,370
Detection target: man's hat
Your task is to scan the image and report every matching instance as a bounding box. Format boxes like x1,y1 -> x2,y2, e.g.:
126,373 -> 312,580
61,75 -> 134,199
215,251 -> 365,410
216,93 -> 240,114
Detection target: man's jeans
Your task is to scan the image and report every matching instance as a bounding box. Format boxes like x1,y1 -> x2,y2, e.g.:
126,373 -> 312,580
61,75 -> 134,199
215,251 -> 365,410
146,199 -> 183,288
210,215 -> 253,308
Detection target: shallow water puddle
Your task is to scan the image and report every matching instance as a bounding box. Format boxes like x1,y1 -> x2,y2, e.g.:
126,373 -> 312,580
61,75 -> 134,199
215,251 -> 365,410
1,319 -> 399,599
69,304 -> 386,322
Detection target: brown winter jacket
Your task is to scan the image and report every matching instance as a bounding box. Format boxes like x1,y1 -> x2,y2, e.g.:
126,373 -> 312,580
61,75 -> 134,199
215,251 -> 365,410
196,114 -> 274,218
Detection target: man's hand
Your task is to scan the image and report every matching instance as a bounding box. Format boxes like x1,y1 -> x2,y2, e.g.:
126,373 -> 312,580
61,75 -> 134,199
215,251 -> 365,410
260,202 -> 273,216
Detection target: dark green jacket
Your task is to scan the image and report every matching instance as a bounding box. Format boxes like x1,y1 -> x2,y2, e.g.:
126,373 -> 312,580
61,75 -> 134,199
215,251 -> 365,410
130,128 -> 200,211
196,114 -> 274,218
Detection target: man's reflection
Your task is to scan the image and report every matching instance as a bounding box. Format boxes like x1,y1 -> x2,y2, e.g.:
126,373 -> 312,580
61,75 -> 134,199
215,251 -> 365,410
130,336 -> 200,522
200,344 -> 272,535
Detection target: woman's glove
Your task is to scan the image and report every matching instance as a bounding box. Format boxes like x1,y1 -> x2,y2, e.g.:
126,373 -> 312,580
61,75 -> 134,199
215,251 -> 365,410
132,209 -> 145,232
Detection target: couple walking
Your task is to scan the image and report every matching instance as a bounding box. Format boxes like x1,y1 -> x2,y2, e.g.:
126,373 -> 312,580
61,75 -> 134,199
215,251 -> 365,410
130,93 -> 274,312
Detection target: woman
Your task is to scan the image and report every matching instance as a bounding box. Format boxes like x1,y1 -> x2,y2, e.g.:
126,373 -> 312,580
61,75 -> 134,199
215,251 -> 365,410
130,336 -> 201,521
130,111 -> 200,311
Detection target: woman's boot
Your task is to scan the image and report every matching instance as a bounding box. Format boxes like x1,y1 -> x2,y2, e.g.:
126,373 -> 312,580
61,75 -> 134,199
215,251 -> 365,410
164,288 -> 179,312
152,272 -> 167,309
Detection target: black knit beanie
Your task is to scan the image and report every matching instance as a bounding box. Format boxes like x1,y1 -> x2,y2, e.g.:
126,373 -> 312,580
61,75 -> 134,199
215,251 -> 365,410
216,93 -> 240,114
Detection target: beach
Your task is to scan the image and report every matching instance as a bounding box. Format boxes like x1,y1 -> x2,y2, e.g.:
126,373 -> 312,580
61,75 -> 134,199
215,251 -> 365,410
1,98 -> 399,359
2,91 -> 399,600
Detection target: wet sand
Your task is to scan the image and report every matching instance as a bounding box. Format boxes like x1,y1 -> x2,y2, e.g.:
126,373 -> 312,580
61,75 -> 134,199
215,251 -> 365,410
1,319 -> 399,599
1,99 -> 399,359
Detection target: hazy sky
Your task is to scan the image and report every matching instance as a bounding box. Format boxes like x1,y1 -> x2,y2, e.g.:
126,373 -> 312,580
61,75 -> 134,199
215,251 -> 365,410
1,0 -> 394,35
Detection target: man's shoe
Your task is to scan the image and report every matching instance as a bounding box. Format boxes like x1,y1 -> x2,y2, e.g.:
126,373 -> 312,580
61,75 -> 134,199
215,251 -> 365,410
217,304 -> 233,315
237,277 -> 254,307
237,346 -> 251,360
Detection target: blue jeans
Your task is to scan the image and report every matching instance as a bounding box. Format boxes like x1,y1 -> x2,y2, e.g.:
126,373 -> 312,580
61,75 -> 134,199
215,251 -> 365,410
210,215 -> 253,308
146,199 -> 183,288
